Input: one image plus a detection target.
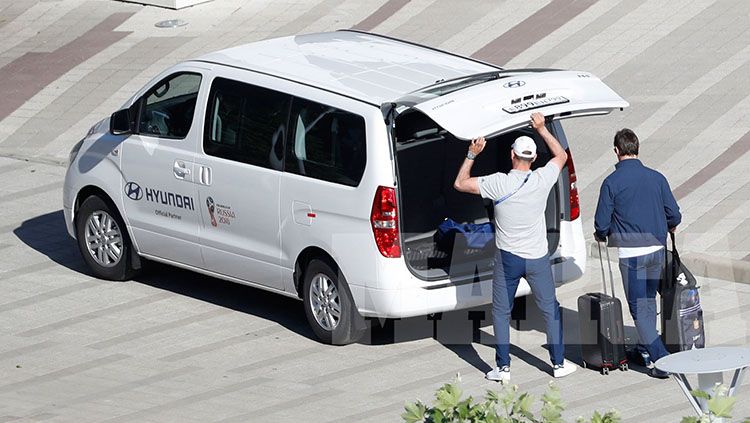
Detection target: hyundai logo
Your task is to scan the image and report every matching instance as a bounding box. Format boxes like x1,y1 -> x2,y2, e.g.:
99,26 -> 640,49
503,80 -> 525,88
125,182 -> 143,201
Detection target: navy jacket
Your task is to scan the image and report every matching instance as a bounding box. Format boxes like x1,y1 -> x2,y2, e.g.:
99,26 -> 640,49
594,159 -> 681,247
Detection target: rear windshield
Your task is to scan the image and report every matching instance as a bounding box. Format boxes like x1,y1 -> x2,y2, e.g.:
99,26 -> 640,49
397,72 -> 501,105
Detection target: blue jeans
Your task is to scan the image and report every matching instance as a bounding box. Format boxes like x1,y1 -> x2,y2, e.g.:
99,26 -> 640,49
492,250 -> 564,367
618,250 -> 670,362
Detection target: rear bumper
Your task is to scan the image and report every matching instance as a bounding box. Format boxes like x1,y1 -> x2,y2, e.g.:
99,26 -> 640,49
351,277 -> 529,319
351,218 -> 586,319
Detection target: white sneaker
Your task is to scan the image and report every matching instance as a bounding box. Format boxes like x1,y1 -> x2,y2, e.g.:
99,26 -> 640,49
485,366 -> 510,383
553,360 -> 577,378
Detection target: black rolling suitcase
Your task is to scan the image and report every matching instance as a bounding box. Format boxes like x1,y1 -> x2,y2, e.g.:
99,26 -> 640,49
578,241 -> 628,375
660,233 -> 705,353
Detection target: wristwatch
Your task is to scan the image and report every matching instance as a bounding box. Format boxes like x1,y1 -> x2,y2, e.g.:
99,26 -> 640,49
466,151 -> 477,160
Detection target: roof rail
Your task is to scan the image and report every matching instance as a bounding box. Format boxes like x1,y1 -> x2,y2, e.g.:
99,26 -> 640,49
190,59 -> 380,107
337,29 -> 504,71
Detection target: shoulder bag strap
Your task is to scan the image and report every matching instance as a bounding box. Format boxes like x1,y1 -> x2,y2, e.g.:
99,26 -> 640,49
494,172 -> 531,206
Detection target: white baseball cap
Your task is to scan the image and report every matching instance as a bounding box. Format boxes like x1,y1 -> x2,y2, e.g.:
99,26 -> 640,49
512,136 -> 537,159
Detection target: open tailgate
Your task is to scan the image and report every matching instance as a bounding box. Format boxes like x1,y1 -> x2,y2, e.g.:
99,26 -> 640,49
411,70 -> 629,140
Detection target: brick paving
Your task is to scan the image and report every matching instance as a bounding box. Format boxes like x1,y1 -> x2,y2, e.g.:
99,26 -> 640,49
0,1 -> 749,421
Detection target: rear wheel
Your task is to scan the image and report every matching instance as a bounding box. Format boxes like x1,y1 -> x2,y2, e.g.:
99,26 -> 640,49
75,195 -> 138,281
302,259 -> 365,345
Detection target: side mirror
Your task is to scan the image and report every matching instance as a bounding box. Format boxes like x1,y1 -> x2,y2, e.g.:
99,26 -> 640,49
110,108 -> 134,135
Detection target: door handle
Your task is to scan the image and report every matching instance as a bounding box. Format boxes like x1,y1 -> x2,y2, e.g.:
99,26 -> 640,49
199,165 -> 212,186
173,160 -> 191,180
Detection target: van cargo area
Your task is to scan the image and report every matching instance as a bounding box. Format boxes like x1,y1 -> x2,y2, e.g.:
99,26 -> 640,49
395,110 -> 562,281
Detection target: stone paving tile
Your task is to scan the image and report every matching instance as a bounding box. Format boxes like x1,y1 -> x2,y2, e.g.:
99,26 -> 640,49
473,0 -> 598,66
0,12 -> 133,121
521,0 -> 642,69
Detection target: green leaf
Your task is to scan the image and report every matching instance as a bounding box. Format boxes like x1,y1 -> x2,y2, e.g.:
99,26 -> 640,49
540,383 -> 565,423
540,408 -> 564,423
486,389 -> 500,404
514,392 -> 535,418
601,410 -> 622,423
456,398 -> 472,420
435,383 -> 463,411
680,417 -> 700,423
690,389 -> 711,400
401,401 -> 426,423
707,395 -> 736,418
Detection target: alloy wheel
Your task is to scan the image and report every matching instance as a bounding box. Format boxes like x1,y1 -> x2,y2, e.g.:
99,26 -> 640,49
84,211 -> 123,268
309,273 -> 342,331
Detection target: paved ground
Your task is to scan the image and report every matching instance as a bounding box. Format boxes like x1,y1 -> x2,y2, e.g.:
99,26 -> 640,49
1,0 -> 750,421
0,157 -> 749,422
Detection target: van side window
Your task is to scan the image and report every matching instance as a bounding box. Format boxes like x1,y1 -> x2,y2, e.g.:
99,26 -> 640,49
204,78 -> 290,170
139,73 -> 202,139
286,98 -> 366,186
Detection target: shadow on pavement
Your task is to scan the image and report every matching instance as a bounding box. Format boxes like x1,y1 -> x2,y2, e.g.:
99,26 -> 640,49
14,210 -> 652,377
14,210 -> 316,341
13,210 -> 88,274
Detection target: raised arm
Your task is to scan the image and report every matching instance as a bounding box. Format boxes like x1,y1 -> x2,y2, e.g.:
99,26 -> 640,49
530,112 -> 567,170
453,136 -> 486,195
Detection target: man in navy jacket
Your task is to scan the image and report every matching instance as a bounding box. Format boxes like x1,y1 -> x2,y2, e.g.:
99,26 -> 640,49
594,128 -> 681,379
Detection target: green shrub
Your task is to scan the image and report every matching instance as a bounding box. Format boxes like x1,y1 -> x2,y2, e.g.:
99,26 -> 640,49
680,384 -> 749,423
402,377 -> 748,423
401,375 -> 619,423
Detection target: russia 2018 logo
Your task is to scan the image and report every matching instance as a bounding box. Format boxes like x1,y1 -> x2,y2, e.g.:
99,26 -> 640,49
206,196 -> 217,227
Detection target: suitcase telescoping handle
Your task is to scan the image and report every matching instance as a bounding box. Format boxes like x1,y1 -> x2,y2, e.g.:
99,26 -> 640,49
596,240 -> 617,297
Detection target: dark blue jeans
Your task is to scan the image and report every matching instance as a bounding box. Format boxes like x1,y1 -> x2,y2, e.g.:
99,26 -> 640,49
618,250 -> 670,362
492,250 -> 564,367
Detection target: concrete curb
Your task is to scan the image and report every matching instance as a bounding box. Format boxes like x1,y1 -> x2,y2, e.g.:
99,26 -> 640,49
588,242 -> 750,284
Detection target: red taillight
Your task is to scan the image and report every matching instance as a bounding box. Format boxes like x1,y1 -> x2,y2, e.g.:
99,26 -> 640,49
565,148 -> 580,221
370,186 -> 401,258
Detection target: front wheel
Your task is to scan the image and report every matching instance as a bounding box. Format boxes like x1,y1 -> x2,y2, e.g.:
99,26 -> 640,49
75,195 -> 138,281
302,259 -> 365,345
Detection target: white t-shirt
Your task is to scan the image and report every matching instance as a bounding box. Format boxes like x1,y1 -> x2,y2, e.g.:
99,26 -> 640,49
618,245 -> 664,259
478,162 -> 561,259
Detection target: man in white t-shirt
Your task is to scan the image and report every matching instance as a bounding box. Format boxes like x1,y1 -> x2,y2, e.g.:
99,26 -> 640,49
454,112 -> 576,383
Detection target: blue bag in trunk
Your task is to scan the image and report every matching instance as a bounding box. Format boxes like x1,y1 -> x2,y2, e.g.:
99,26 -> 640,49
434,218 -> 494,251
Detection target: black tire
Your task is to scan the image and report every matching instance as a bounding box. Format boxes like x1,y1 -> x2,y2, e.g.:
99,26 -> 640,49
302,259 -> 365,345
75,195 -> 138,281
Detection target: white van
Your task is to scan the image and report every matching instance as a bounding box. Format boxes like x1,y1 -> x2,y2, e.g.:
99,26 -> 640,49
63,30 -> 628,344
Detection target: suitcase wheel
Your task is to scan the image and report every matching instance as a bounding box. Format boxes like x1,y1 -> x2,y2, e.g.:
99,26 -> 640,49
601,367 -> 610,375
620,363 -> 629,372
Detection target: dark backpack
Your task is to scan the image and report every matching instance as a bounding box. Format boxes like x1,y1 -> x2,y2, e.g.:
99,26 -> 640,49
660,233 -> 705,352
